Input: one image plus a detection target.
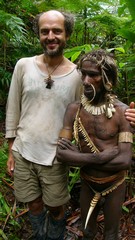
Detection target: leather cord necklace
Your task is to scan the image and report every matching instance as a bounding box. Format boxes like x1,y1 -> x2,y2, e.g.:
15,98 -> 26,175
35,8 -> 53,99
44,58 -> 64,89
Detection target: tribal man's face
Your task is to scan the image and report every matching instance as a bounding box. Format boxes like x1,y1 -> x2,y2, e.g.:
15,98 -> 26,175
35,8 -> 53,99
80,60 -> 104,101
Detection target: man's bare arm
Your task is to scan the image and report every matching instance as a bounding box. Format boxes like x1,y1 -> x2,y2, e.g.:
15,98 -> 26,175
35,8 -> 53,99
91,142 -> 132,172
57,139 -> 119,167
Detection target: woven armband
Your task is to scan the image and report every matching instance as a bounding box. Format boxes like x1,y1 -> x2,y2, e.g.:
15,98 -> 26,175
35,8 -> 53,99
59,128 -> 73,140
118,132 -> 133,143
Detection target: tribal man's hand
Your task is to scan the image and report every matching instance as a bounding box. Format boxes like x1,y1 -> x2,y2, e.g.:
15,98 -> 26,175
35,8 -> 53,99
57,138 -> 79,152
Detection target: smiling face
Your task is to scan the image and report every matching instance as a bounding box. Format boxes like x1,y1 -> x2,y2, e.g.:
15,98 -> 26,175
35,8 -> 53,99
80,60 -> 105,102
39,11 -> 68,57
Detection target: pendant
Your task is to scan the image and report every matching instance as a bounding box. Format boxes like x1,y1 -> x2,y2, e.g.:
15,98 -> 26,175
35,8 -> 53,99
44,76 -> 54,89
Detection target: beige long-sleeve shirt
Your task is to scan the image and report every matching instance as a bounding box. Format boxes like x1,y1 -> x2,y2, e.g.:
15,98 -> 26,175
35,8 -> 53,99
6,56 -> 81,166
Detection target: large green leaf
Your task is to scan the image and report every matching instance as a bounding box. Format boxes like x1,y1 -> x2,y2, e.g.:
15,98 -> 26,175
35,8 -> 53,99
126,0 -> 135,20
0,230 -> 8,240
0,10 -> 28,45
117,28 -> 135,43
64,44 -> 92,62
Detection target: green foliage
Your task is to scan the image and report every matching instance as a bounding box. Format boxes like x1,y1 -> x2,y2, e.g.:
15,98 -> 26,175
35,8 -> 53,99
0,136 -> 26,239
0,135 -> 8,183
68,167 -> 80,192
0,192 -> 13,222
0,192 -> 21,239
0,229 -> 8,240
122,205 -> 129,213
114,50 -> 135,104
126,0 -> 135,20
64,44 -> 93,62
0,67 -> 12,89
0,10 -> 28,45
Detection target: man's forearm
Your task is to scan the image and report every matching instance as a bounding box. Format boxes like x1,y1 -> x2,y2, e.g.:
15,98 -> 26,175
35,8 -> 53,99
91,152 -> 132,172
8,138 -> 15,155
57,146 -> 119,167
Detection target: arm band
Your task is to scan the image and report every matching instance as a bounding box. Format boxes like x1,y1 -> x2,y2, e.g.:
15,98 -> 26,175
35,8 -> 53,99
118,132 -> 133,143
59,128 -> 73,140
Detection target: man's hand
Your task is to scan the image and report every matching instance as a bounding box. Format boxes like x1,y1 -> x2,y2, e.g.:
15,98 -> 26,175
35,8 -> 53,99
57,138 -> 79,152
7,153 -> 15,176
125,102 -> 135,127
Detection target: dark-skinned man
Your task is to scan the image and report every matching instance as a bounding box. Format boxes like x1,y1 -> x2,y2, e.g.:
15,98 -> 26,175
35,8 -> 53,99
57,49 -> 133,240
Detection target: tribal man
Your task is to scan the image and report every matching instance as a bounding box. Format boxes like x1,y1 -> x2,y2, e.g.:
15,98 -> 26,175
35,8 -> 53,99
57,49 -> 133,240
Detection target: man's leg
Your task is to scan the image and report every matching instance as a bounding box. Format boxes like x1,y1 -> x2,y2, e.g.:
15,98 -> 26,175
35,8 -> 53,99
80,180 -> 99,240
44,205 -> 66,240
28,200 -> 66,240
39,164 -> 70,240
28,196 -> 47,240
13,151 -> 46,240
103,182 -> 126,240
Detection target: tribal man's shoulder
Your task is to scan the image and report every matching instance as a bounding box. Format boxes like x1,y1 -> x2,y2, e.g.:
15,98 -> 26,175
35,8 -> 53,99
66,101 -> 80,111
114,99 -> 128,111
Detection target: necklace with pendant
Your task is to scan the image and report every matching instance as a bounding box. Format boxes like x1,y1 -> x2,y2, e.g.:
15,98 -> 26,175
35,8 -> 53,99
44,57 -> 64,89
81,94 -> 116,118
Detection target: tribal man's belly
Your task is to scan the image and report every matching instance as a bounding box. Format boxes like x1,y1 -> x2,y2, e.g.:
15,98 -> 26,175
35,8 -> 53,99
81,167 -> 119,178
80,167 -> 126,192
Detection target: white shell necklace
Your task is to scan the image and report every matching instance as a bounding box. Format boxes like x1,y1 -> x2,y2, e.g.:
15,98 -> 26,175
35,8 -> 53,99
81,94 -> 116,118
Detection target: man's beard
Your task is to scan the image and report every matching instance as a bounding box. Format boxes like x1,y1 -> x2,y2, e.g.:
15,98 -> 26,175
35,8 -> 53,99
43,40 -> 66,57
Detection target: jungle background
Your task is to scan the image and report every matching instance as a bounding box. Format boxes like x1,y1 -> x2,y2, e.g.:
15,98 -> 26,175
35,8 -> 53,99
0,0 -> 135,239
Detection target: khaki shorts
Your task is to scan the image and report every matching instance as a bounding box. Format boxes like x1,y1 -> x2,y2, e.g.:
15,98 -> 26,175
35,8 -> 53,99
13,151 -> 70,207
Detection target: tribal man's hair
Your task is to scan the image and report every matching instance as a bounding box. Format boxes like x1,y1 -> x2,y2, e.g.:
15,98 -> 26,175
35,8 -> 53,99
77,49 -> 118,89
